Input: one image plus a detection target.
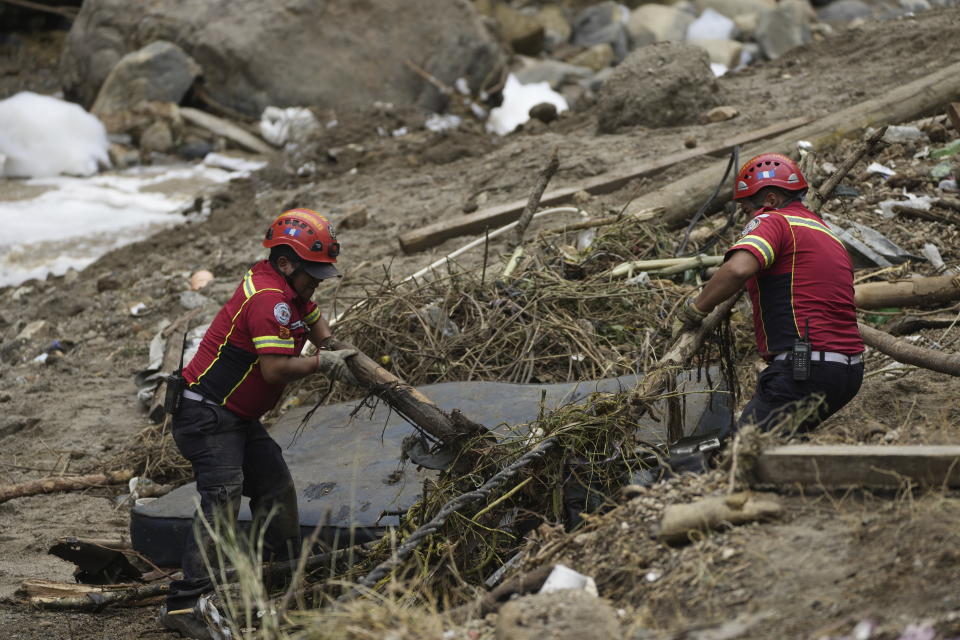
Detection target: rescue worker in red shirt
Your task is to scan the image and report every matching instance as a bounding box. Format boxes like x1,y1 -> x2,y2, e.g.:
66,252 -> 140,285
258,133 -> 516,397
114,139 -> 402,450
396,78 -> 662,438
679,153 -> 864,435
160,208 -> 358,639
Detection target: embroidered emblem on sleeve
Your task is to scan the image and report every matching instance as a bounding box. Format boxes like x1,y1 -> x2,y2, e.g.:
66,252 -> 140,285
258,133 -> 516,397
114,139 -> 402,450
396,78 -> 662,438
274,302 -> 292,325
278,326 -> 291,339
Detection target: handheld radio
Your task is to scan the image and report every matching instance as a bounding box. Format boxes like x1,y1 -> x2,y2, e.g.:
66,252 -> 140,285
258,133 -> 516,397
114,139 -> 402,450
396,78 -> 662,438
792,318 -> 811,381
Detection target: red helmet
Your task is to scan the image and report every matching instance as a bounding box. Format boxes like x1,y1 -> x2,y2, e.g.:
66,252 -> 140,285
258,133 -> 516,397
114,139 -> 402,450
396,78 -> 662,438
263,208 -> 341,280
734,153 -> 808,200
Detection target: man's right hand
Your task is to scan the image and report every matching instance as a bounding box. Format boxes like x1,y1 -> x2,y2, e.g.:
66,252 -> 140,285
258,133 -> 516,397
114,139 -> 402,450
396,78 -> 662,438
316,349 -> 360,386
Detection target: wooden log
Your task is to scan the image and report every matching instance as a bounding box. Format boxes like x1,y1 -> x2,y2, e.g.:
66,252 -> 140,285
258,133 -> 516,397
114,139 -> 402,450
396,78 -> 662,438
853,274 -> 960,310
805,125 -> 887,213
22,580 -> 169,611
397,117 -> 812,253
508,148 -> 559,249
885,313 -> 960,336
753,445 -> 960,488
0,470 -> 133,504
892,204 -> 960,226
324,337 -> 489,446
936,196 -> 960,213
623,61 -> 960,226
0,0 -> 79,19
656,492 -> 783,544
858,322 -> 960,376
179,107 -> 274,155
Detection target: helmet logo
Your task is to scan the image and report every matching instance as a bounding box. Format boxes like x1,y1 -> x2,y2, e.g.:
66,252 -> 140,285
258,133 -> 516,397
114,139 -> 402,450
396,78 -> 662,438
788,173 -> 799,183
757,169 -> 776,179
327,224 -> 338,240
737,180 -> 748,191
284,227 -> 303,238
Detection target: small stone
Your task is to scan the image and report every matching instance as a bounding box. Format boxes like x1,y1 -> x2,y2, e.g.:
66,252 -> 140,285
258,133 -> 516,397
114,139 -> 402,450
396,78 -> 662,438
96,275 -> 122,292
529,102 -> 559,124
189,270 -> 215,291
684,136 -> 698,148
494,3 -> 545,55
628,4 -> 693,43
566,43 -> 615,71
701,105 -> 740,123
537,5 -> 573,50
340,205 -> 369,229
139,120 -> 175,153
572,190 -> 592,205
179,290 -> 209,310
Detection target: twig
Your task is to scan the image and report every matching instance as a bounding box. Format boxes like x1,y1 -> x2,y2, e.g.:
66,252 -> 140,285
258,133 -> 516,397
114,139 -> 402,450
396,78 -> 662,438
508,148 -> 561,250
806,125 -> 888,212
0,0 -> 78,19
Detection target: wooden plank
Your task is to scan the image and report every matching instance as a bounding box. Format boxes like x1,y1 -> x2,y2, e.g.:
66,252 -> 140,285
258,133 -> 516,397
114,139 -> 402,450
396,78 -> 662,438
397,116 -> 812,253
853,273 -> 960,310
754,445 -> 960,488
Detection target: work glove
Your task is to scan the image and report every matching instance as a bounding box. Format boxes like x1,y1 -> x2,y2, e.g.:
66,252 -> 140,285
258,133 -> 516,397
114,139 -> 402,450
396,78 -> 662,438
677,298 -> 708,331
315,349 -> 360,386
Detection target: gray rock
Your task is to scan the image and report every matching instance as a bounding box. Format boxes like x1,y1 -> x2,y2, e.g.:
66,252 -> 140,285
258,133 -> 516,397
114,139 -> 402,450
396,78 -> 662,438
628,3 -> 695,43
572,1 -> 631,61
900,0 -> 931,10
62,0 -> 505,118
179,290 -> 210,310
817,0 -> 872,23
515,59 -> 594,89
0,415 -> 40,439
595,42 -> 722,132
496,590 -> 621,640
178,137 -> 214,160
755,1 -> 811,59
567,43 -> 616,71
90,41 -> 199,119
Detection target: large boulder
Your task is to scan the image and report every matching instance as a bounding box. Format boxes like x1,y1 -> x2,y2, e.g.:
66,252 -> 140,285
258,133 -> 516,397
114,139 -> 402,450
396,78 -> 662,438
60,0 -> 504,118
595,42 -> 722,133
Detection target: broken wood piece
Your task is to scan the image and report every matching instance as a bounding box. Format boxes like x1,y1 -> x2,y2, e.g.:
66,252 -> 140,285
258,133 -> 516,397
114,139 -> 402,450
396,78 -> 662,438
0,470 -> 133,504
657,492 -> 783,544
0,0 -> 79,19
885,313 -> 960,336
624,61 -> 960,227
398,117 -> 812,253
806,126 -> 887,213
19,580 -> 169,611
324,337 -> 490,449
753,444 -> 960,488
892,204 -> 960,226
853,274 -> 960,310
936,196 -> 960,213
179,107 -> 274,155
858,322 -> 960,376
508,148 -> 560,249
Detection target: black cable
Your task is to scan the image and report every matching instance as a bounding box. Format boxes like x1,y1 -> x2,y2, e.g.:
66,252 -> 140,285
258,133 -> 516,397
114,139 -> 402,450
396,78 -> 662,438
677,145 -> 740,257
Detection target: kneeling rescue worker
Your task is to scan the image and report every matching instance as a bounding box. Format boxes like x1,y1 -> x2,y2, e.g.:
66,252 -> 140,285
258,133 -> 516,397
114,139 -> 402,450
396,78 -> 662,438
159,209 -> 360,639
679,153 -> 864,435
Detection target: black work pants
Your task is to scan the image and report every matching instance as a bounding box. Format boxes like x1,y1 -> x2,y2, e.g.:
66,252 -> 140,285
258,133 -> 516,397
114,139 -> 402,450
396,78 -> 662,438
165,398 -> 300,610
738,359 -> 864,435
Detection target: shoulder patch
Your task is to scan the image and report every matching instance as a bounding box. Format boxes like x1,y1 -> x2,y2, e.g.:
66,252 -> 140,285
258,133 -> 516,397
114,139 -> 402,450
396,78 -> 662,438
738,214 -> 767,239
274,302 -> 292,326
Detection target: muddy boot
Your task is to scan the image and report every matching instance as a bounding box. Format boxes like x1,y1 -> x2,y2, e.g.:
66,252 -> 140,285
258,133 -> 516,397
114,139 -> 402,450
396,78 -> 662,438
159,603 -> 213,640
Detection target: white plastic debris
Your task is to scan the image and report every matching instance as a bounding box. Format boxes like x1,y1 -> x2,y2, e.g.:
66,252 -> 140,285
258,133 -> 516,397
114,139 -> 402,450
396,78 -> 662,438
625,272 -> 652,286
425,113 -> 462,133
710,63 -> 728,77
687,8 -> 736,40
644,569 -> 662,582
486,73 -> 568,136
454,77 -> 471,95
0,91 -> 110,178
129,302 -> 149,317
881,125 -> 927,144
538,564 -> 599,596
875,191 -> 932,219
259,106 -> 320,147
867,162 -> 897,177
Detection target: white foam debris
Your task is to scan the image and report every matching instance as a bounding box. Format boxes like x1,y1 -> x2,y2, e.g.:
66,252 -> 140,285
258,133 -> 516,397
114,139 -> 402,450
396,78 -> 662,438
0,163 -> 249,287
486,74 -> 568,136
425,113 -> 462,133
711,63 -> 729,77
0,91 -> 110,178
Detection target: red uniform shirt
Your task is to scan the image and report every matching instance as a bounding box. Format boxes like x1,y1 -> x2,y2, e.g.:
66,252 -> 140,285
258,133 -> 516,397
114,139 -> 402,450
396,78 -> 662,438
725,201 -> 863,358
183,260 -> 322,419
